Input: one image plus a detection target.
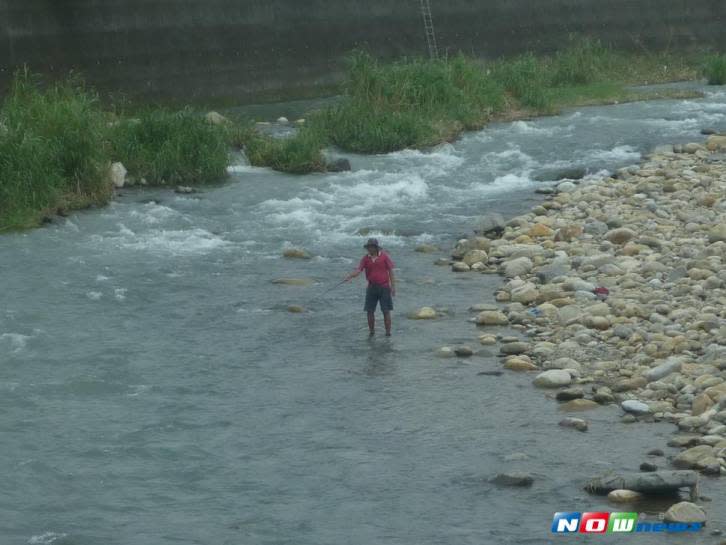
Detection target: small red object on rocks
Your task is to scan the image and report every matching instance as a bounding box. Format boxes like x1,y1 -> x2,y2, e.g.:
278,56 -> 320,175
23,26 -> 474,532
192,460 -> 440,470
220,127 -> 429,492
593,287 -> 610,300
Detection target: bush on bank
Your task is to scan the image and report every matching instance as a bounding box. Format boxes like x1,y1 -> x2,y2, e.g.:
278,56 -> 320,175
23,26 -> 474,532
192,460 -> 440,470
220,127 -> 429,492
0,74 -> 232,230
0,72 -> 111,230
109,108 -> 229,185
704,54 -> 726,85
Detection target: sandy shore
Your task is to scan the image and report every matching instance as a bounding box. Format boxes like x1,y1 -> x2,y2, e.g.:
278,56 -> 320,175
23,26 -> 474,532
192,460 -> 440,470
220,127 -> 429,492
442,133 -> 726,519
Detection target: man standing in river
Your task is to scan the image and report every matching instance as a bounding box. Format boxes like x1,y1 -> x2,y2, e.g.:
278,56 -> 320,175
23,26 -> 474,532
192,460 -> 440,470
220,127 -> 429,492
343,238 -> 396,337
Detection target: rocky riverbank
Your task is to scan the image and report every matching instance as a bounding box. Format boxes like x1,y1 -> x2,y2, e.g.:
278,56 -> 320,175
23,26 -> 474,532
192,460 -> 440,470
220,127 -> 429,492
445,133 -> 726,521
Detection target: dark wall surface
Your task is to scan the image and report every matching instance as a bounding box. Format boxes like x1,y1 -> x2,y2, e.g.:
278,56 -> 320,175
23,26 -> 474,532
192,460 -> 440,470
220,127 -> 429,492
0,0 -> 724,103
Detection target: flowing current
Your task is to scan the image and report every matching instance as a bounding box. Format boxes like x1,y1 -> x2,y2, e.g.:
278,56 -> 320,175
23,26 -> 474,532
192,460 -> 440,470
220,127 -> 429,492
3,84 -> 726,544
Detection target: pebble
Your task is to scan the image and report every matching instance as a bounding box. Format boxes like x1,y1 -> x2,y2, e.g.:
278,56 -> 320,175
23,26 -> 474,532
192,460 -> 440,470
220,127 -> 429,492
607,489 -> 644,503
533,370 -> 572,388
491,472 -> 534,487
559,417 -> 588,432
663,501 -> 707,524
621,400 -> 651,415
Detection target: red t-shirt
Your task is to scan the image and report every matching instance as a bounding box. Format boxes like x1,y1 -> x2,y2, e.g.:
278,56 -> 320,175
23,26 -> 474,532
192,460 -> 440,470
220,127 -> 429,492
358,251 -> 394,288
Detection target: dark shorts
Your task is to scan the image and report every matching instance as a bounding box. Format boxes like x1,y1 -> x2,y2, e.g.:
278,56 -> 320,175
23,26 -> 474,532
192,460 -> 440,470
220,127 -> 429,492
364,284 -> 393,313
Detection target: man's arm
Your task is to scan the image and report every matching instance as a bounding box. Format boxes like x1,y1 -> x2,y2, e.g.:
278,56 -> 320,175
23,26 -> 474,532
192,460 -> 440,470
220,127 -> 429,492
344,258 -> 365,282
344,269 -> 361,282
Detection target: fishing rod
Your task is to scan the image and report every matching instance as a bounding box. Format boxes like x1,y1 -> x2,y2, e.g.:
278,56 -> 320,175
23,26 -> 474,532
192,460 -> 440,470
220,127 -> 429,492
304,278 -> 348,305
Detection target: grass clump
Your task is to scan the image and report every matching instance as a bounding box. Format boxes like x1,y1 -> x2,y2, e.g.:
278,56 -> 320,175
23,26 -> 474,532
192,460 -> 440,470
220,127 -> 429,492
0,72 -> 111,230
109,108 -> 229,185
313,52 -> 505,153
490,52 -> 552,111
244,127 -> 326,174
704,54 -> 726,85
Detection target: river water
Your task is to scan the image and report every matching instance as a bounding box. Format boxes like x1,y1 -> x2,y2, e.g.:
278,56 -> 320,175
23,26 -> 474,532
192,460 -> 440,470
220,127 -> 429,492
2,84 -> 726,545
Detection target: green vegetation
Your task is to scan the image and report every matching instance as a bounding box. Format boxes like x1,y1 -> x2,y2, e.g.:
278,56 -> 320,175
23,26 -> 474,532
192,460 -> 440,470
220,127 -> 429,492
0,40 -> 714,230
247,39 -> 703,172
0,72 -> 111,230
0,73 -> 232,230
243,127 -> 326,174
109,109 -> 229,185
704,54 -> 726,85
310,52 -> 505,153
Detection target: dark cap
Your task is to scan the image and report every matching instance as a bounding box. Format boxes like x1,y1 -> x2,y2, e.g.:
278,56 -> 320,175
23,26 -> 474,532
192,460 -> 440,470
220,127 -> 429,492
364,238 -> 380,249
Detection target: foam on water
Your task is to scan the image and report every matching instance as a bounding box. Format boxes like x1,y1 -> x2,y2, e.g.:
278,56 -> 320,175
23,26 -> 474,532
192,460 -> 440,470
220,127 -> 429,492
127,202 -> 183,225
95,225 -> 229,255
470,173 -> 536,194
227,164 -> 270,174
28,532 -> 67,545
509,120 -> 572,136
0,332 -> 32,353
584,145 -> 640,163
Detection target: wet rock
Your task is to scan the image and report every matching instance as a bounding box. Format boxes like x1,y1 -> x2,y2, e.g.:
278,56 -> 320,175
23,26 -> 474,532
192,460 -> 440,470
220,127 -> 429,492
276,116 -> 289,124
663,502 -> 707,524
559,417 -> 588,432
491,471 -> 534,487
463,249 -> 488,266
706,134 -> 726,152
503,257 -> 533,278
503,357 -> 539,372
584,220 -> 609,235
454,346 -> 474,357
528,223 -> 553,237
452,261 -> 471,272
436,346 -> 456,358
606,228 -> 636,244
477,213 -> 506,238
499,342 -> 530,356
585,316 -> 611,330
415,244 -> 439,253
621,400 -> 650,415
593,389 -> 615,404
559,399 -> 600,411
608,489 -> 644,503
673,445 -> 715,469
282,248 -> 311,259
644,357 -> 683,382
109,162 -> 127,188
287,305 -> 305,313
647,448 -> 664,456
708,224 -> 726,243
534,369 -> 572,388
409,307 -> 437,320
640,462 -> 658,472
476,311 -> 509,326
554,225 -> 583,242
584,470 -> 699,497
479,334 -> 497,345
174,185 -> 196,194
510,283 -> 538,304
692,393 -> 715,416
326,158 -> 352,172
535,166 -> 587,182
556,388 -> 585,401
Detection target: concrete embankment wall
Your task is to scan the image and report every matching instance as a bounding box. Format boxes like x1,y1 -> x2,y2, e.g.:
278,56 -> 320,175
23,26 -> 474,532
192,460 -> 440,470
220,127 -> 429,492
0,0 -> 724,103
